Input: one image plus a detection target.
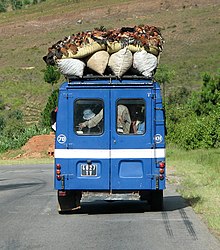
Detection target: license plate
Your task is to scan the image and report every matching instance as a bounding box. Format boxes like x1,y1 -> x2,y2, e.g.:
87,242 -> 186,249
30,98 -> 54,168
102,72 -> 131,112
81,164 -> 97,176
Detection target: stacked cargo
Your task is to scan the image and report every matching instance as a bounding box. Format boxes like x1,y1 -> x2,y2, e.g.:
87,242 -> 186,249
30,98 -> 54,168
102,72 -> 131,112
43,25 -> 164,78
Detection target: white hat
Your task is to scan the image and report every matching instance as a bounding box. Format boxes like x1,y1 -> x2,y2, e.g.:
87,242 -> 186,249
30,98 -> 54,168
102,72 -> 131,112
83,109 -> 95,120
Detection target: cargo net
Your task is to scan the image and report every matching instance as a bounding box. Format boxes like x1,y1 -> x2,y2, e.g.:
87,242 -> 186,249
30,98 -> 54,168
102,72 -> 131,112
43,25 -> 164,78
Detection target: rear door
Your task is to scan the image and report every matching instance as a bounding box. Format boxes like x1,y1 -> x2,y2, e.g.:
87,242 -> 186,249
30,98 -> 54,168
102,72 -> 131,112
110,87 -> 154,190
64,87 -> 111,190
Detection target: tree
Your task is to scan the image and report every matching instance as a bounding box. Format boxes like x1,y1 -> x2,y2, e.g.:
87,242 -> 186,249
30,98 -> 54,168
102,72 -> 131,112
41,89 -> 59,128
44,65 -> 60,92
190,71 -> 220,115
154,64 -> 175,103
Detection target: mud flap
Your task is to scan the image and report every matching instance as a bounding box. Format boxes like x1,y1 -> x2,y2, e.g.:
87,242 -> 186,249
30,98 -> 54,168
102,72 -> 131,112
150,190 -> 163,211
58,190 -> 82,213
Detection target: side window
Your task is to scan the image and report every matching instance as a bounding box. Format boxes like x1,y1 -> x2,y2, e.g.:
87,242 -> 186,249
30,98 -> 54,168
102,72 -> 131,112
74,99 -> 104,135
117,99 -> 145,135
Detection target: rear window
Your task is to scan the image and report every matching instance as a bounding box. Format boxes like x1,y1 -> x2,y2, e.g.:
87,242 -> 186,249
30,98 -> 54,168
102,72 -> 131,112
74,99 -> 104,135
117,99 -> 146,135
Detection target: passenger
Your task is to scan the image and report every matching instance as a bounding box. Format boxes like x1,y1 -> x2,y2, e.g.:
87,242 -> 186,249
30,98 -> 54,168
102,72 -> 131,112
132,108 -> 145,134
79,108 -> 103,133
117,105 -> 131,134
78,105 -> 131,134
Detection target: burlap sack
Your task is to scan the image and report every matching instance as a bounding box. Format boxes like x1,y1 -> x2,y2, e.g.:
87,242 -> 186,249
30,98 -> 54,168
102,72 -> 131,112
56,58 -> 85,77
107,41 -> 122,54
86,51 -> 109,75
72,42 -> 106,59
148,46 -> 160,56
108,48 -> 133,77
127,44 -> 144,53
107,42 -> 144,54
133,50 -> 158,78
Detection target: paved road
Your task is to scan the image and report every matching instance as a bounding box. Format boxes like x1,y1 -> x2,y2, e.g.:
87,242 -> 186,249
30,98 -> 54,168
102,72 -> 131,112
0,164 -> 219,250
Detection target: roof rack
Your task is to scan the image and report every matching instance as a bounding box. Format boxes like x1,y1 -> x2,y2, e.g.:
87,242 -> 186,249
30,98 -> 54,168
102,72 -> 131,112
66,74 -> 153,84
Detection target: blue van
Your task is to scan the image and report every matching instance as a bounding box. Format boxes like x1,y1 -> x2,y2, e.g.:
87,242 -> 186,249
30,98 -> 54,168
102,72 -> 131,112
54,76 -> 166,212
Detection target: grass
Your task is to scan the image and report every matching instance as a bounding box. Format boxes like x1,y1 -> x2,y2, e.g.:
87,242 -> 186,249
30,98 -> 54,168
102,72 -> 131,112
0,157 -> 53,165
0,1 -> 219,123
167,147 -> 220,238
0,148 -> 53,165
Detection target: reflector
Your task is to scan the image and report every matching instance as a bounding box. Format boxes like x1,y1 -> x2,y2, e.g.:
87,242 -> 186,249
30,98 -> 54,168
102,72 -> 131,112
159,169 -> 164,174
56,164 -> 61,169
159,162 -> 165,168
159,174 -> 164,180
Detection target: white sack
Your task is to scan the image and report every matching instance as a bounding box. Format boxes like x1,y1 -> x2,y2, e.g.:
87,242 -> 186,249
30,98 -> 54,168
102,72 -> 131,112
56,58 -> 85,77
86,51 -> 109,75
133,50 -> 158,78
108,48 -> 132,77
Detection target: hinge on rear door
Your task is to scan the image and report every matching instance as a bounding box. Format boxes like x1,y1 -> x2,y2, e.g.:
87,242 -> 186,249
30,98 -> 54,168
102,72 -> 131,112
63,93 -> 73,99
146,93 -> 155,98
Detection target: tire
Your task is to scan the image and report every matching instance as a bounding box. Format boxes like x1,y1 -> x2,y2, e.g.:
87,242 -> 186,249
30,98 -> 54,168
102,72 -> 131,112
139,190 -> 151,202
150,190 -> 163,211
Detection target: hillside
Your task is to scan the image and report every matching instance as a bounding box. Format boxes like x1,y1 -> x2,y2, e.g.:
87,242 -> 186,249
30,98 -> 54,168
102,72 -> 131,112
0,0 -> 219,124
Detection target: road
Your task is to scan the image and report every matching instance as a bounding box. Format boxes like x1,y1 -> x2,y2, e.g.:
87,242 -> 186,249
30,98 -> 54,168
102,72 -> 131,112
0,164 -> 219,250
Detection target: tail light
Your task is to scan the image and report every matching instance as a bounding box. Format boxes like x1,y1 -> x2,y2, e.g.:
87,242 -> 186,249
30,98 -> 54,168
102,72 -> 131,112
159,161 -> 165,168
56,163 -> 62,180
56,164 -> 61,169
159,168 -> 165,174
159,161 -> 165,180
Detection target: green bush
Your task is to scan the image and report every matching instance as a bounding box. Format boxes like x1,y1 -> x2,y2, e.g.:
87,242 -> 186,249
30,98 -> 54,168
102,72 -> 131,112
11,0 -> 23,10
166,70 -> 220,150
0,124 -> 49,153
23,0 -> 31,4
0,97 -> 5,110
0,106 -> 50,153
0,0 -> 47,12
0,2 -> 7,12
0,116 -> 5,134
8,109 -> 23,120
167,111 -> 220,150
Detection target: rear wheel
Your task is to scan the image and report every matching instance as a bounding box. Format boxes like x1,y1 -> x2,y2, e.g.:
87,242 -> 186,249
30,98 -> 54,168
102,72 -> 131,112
150,190 -> 163,211
58,190 -> 82,213
139,190 -> 151,202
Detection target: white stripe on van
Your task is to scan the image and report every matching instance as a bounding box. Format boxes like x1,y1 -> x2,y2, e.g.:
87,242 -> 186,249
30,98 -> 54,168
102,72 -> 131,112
55,148 -> 165,159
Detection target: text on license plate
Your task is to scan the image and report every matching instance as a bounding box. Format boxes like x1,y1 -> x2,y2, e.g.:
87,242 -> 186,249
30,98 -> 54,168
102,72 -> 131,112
81,164 -> 97,176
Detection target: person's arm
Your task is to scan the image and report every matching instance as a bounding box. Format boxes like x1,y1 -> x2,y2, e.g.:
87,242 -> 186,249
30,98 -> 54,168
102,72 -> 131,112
87,109 -> 103,128
79,109 -> 103,129
122,107 -> 131,134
